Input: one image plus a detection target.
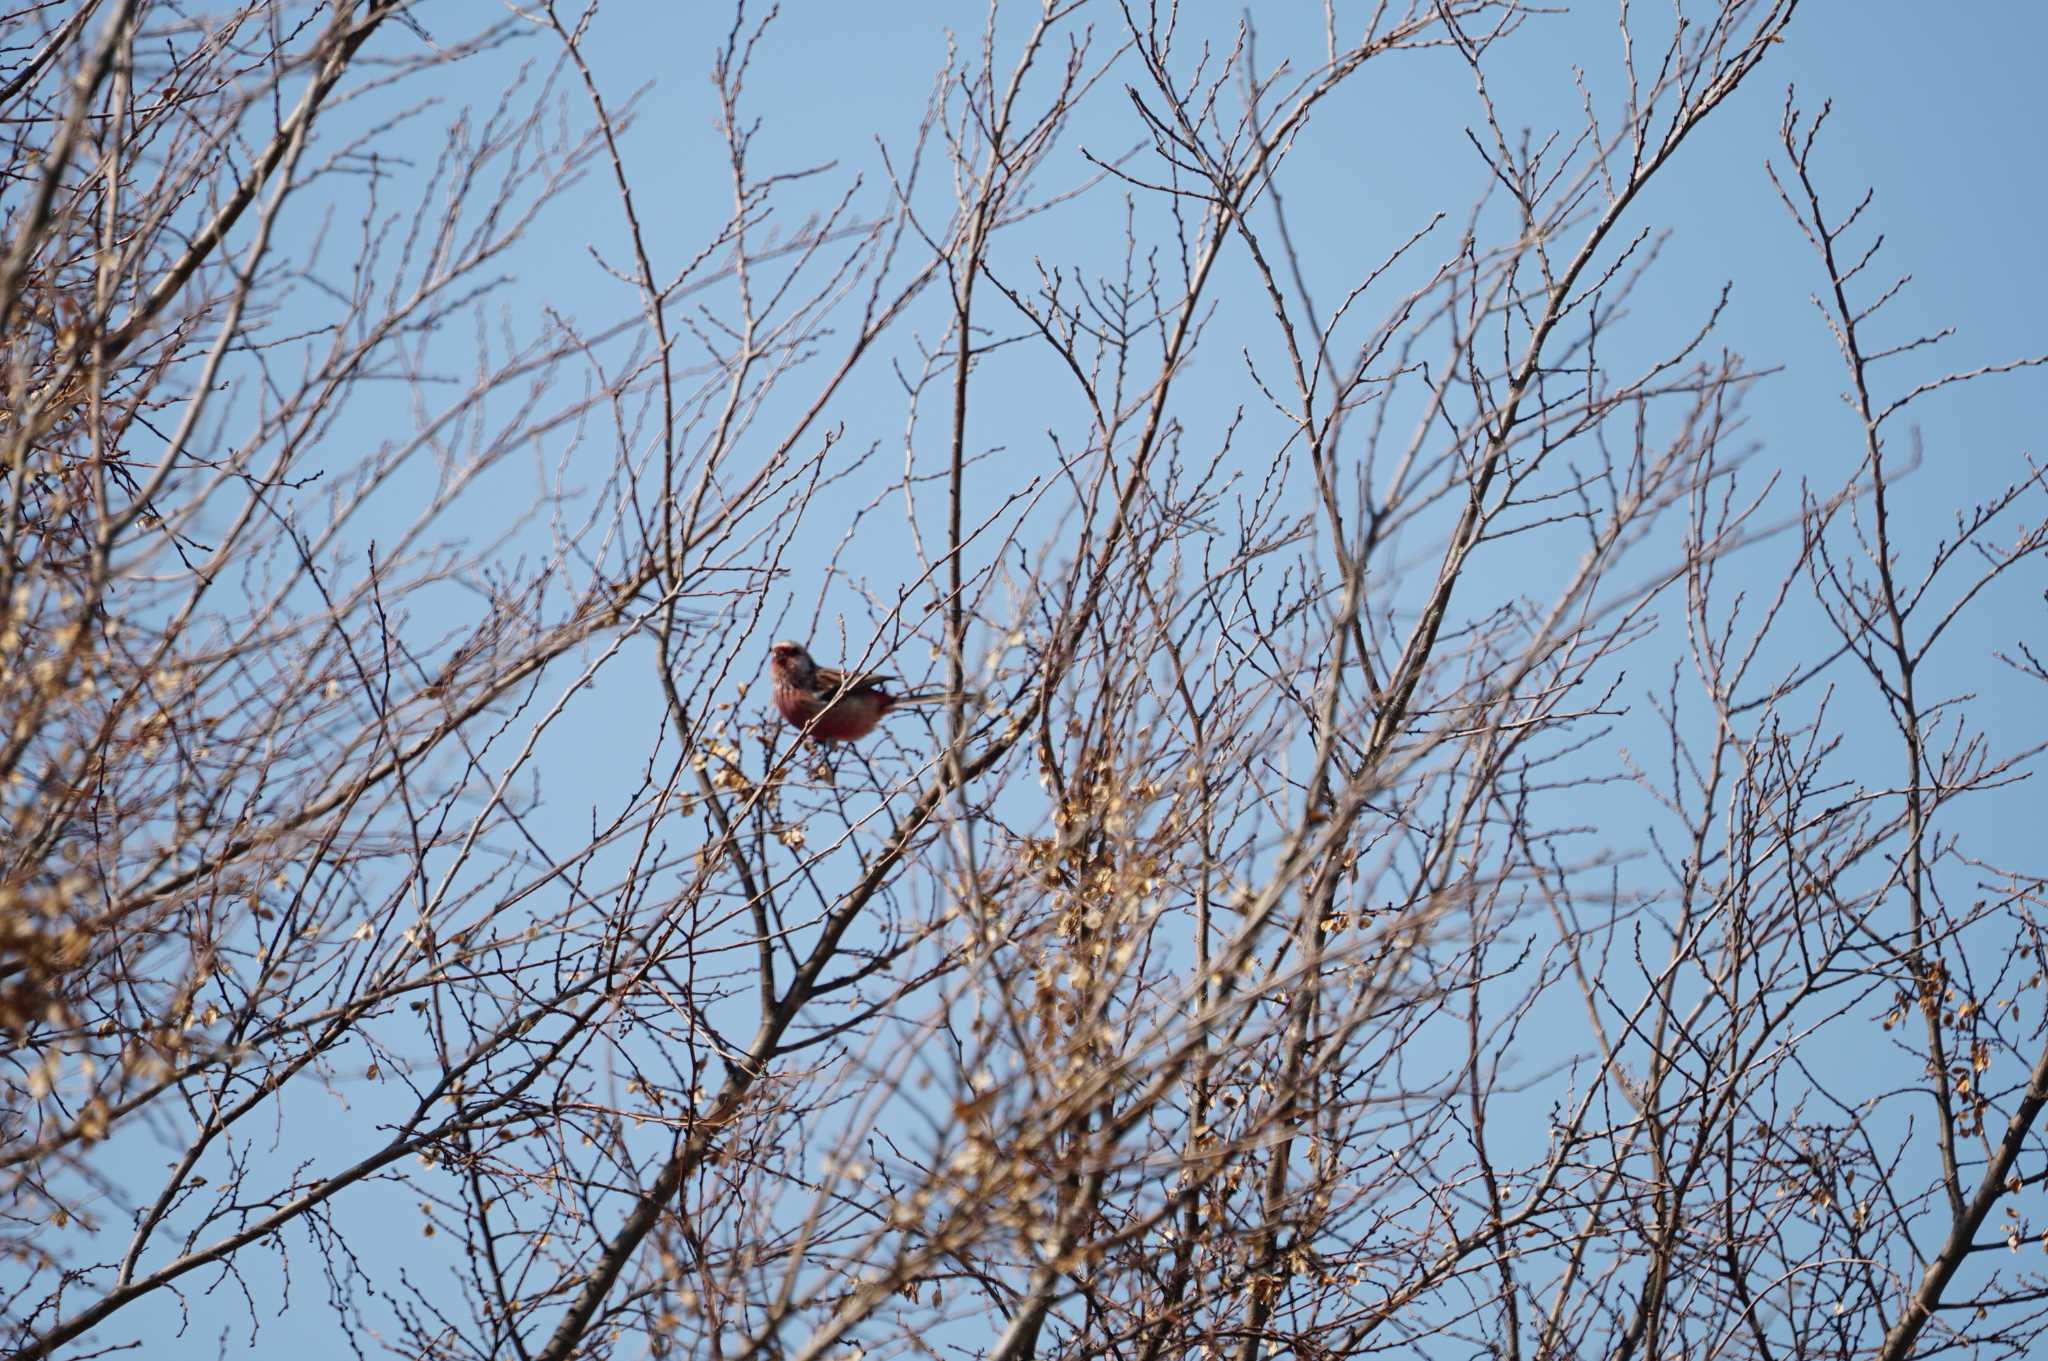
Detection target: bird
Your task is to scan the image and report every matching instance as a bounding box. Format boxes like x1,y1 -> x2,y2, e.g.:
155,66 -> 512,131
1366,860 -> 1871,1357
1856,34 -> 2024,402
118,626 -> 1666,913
767,640 -> 967,743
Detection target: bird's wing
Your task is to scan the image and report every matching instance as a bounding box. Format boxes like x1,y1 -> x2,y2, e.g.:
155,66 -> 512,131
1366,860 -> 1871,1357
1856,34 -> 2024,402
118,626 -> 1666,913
816,667 -> 898,694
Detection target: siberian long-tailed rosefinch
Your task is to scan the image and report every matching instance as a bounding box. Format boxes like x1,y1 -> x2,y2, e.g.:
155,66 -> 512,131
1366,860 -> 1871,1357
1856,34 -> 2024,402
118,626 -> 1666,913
768,640 -> 968,743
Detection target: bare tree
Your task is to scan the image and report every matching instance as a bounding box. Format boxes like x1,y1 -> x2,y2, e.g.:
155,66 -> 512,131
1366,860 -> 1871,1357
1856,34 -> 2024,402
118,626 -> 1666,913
4,3 -> 2044,1360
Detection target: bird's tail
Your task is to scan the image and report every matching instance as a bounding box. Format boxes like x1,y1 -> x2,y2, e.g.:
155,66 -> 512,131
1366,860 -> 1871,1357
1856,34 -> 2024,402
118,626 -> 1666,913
890,689 -> 981,708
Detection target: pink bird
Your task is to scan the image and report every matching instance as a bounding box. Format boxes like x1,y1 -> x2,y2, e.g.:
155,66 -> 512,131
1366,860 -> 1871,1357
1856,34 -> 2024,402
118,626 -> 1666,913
768,640 -> 966,743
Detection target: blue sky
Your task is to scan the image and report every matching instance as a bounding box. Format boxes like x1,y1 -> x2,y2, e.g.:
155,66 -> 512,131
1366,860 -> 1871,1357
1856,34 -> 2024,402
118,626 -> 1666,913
27,2 -> 2048,1357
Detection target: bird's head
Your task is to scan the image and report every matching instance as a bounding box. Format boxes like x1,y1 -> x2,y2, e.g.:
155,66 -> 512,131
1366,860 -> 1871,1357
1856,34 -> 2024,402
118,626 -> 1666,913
769,640 -> 814,683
